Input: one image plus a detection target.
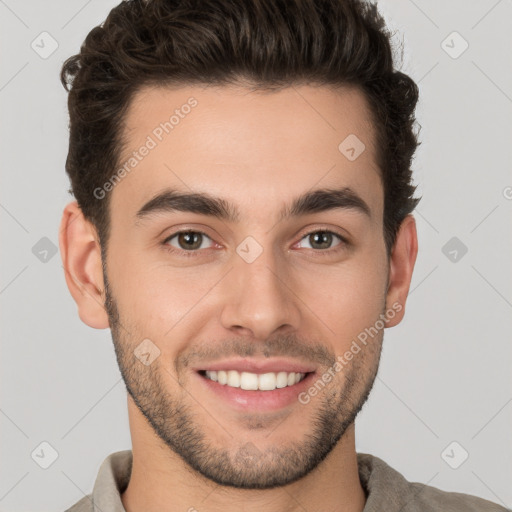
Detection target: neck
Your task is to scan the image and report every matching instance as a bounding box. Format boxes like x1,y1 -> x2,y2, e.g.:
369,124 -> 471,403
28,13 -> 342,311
121,395 -> 366,512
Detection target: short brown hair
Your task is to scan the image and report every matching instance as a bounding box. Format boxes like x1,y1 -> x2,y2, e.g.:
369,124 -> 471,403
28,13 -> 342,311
60,0 -> 421,256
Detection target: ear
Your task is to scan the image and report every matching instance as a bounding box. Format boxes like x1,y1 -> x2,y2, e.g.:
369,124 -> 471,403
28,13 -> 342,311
385,214 -> 418,327
59,201 -> 110,329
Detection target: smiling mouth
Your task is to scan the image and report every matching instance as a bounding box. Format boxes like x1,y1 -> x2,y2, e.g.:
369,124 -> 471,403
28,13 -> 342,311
198,370 -> 310,391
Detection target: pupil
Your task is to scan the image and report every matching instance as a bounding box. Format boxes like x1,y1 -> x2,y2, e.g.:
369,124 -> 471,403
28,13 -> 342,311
311,231 -> 331,249
179,232 -> 201,250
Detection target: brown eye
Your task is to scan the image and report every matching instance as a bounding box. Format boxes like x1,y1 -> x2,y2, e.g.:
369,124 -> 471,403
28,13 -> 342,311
298,230 -> 343,251
165,231 -> 213,252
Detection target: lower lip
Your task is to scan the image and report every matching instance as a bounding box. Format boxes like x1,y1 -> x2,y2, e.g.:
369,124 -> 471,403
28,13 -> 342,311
196,371 -> 316,412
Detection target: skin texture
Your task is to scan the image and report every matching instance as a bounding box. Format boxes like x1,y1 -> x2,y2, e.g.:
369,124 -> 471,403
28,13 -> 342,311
59,84 -> 418,512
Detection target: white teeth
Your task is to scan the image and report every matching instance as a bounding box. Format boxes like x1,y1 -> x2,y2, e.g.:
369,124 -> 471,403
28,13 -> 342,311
240,371 -> 259,390
276,371 -> 288,388
217,370 -> 227,385
227,370 -> 240,388
258,372 -> 276,391
204,370 -> 307,391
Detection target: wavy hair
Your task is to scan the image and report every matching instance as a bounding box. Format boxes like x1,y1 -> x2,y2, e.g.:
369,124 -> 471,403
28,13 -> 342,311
61,0 -> 421,256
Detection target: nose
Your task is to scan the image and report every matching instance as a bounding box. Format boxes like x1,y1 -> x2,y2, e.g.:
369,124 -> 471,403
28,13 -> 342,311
219,245 -> 302,341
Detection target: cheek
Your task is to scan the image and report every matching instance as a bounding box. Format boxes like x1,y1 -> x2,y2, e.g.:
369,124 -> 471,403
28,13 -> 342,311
108,251 -> 220,342
297,253 -> 387,345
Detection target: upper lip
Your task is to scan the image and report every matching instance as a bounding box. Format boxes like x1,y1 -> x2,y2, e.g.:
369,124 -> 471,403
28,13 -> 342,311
194,357 -> 316,374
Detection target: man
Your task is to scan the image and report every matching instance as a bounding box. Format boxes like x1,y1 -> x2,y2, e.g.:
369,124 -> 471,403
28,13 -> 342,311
59,0 -> 507,510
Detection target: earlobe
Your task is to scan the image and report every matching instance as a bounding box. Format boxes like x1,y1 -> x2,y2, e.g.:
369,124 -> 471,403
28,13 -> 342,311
59,201 -> 110,329
385,215 -> 418,328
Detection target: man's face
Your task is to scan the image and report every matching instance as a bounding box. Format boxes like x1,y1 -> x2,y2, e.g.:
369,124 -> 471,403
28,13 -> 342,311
104,84 -> 390,488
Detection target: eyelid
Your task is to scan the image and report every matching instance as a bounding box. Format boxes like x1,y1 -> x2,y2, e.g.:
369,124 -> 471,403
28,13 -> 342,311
296,225 -> 350,244
162,229 -> 217,249
161,225 -> 217,244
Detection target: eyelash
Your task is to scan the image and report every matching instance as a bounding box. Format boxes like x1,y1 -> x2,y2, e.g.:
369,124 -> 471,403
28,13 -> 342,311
161,228 -> 349,258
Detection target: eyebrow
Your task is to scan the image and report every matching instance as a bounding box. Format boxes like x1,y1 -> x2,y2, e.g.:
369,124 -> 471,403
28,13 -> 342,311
135,186 -> 371,224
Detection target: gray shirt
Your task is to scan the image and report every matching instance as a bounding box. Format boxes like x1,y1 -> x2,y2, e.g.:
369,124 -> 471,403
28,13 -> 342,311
65,450 -> 509,511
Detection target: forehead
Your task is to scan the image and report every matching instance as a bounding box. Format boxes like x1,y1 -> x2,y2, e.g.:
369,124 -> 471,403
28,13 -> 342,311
111,83 -> 382,223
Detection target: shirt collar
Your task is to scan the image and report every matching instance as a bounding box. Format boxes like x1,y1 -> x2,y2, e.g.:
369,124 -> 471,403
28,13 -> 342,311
91,449 -> 132,511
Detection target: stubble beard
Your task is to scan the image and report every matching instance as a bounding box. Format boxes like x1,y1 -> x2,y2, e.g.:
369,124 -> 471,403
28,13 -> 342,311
103,269 -> 384,489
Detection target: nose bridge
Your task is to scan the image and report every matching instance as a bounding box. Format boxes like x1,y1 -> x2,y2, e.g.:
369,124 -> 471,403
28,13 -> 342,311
219,238 -> 301,339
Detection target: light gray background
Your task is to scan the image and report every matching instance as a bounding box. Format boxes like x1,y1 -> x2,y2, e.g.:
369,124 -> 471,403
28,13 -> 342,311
1,1 -> 511,510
